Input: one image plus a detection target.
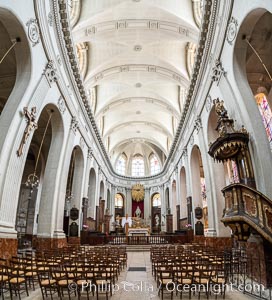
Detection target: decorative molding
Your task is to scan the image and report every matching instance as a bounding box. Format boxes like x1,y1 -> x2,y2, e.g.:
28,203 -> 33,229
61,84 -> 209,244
189,135 -> 194,146
194,115 -> 202,133
80,137 -> 85,149
85,19 -> 195,39
69,0 -> 82,29
211,59 -> 226,85
226,16 -> 238,45
134,45 -> 142,51
26,18 -> 40,46
87,147 -> 93,159
205,95 -> 213,112
76,42 -> 88,78
182,147 -> 188,158
48,11 -> 53,26
186,42 -> 197,78
88,64 -> 189,87
96,97 -> 179,119
57,55 -> 62,65
57,97 -> 66,114
192,0 -> 202,28
43,60 -> 58,86
70,116 -> 79,134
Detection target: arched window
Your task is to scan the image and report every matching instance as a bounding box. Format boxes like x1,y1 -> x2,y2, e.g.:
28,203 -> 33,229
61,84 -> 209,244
116,154 -> 126,175
255,92 -> 272,151
150,154 -> 160,175
131,155 -> 145,177
115,193 -> 123,208
152,193 -> 161,207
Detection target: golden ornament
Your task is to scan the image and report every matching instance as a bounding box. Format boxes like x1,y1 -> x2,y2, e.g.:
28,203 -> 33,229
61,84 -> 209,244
132,183 -> 145,202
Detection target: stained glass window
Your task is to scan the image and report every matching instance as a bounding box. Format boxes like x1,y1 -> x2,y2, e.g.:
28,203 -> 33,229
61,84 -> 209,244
150,154 -> 161,175
152,193 -> 161,207
116,154 -> 126,175
131,155 -> 145,177
255,93 -> 272,151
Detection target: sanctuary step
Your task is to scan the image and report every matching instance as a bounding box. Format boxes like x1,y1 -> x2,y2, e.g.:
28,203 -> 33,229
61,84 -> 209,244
126,244 -> 151,252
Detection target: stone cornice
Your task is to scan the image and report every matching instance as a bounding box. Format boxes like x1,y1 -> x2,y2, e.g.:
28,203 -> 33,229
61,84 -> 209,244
53,0 -> 217,183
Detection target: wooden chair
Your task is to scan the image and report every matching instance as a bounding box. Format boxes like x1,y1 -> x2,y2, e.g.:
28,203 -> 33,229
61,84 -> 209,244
75,264 -> 92,300
157,265 -> 174,300
0,262 -> 9,300
24,258 -> 38,291
37,268 -> 59,300
175,265 -> 193,299
192,265 -> 211,299
8,266 -> 29,300
93,265 -> 112,300
210,265 -> 228,299
52,266 -> 75,300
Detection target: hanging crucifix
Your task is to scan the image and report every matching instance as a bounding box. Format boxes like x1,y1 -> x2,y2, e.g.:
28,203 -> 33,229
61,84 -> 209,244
17,107 -> 38,157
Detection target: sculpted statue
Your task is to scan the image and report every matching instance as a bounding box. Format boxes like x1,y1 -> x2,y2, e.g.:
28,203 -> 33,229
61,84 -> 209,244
17,107 -> 38,157
214,98 -> 228,118
135,206 -> 141,218
155,214 -> 160,226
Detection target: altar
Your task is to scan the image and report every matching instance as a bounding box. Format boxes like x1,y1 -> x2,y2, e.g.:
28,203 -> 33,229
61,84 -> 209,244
128,228 -> 149,236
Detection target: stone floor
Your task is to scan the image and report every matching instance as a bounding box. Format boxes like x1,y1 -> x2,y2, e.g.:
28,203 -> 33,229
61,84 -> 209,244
4,252 -> 257,300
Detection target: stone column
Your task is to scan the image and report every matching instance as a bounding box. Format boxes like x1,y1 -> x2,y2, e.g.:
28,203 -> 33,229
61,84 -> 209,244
160,185 -> 166,232
126,188 -> 132,216
166,214 -> 173,233
0,76 -> 53,258
144,187 -> 150,221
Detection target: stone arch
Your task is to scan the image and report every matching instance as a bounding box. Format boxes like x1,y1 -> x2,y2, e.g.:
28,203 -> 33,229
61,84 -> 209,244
36,105 -> 65,239
190,145 -> 208,234
63,146 -> 84,237
151,192 -> 161,233
165,187 -> 170,211
233,8 -> 272,196
0,8 -> 31,117
106,189 -> 111,210
172,180 -> 177,231
99,180 -> 105,199
180,166 -> 187,219
87,168 -> 96,218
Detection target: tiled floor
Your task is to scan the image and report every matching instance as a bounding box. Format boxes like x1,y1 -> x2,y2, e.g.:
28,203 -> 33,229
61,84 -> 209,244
4,252 -> 257,300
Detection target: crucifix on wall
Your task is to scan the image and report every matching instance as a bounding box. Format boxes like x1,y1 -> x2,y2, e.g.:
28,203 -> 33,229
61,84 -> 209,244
17,107 -> 38,157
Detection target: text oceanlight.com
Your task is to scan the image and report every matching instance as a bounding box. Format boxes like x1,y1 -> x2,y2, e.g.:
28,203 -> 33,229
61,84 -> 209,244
68,280 -> 265,294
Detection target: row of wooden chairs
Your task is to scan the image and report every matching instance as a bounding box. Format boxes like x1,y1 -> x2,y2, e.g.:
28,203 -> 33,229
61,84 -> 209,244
151,244 -> 228,299
0,245 -> 127,300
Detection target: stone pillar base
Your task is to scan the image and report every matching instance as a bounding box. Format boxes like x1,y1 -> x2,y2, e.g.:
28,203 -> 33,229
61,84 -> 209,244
243,233 -> 272,287
68,237 -> 80,245
35,237 -> 67,251
166,214 -> 173,233
0,238 -> 18,260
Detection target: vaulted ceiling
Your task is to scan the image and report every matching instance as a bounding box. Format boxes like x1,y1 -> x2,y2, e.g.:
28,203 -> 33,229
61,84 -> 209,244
71,0 -> 201,171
